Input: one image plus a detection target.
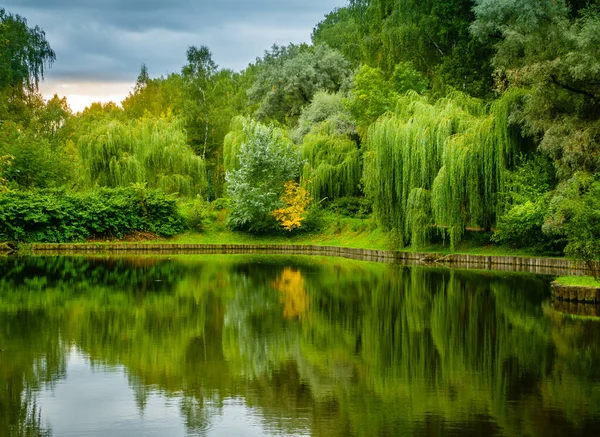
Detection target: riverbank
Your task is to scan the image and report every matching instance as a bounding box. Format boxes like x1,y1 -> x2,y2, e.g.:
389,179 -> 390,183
551,276 -> 600,304
2,222 -> 595,276
8,240 -> 591,277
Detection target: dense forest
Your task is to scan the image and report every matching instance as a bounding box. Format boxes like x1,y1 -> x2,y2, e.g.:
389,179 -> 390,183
1,1 -> 600,260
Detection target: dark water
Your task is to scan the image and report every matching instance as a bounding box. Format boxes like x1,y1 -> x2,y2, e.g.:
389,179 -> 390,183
0,255 -> 599,437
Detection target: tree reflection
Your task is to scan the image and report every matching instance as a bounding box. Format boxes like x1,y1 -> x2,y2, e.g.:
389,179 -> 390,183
0,255 -> 599,436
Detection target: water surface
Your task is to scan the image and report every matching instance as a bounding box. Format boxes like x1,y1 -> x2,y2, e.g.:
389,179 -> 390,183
0,255 -> 599,436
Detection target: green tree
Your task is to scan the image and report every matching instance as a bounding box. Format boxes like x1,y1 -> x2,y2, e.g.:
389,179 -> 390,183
292,90 -> 356,143
472,1 -> 600,178
247,44 -> 352,125
77,116 -> 206,197
543,172 -> 600,270
226,120 -> 301,232
346,63 -> 428,136
0,8 -> 55,94
313,0 -> 495,97
122,71 -> 185,119
364,91 -> 520,249
182,45 -> 217,160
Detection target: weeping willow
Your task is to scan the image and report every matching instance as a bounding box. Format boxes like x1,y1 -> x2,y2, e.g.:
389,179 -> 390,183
78,116 -> 206,197
364,90 -> 523,249
301,121 -> 361,201
222,115 -> 248,173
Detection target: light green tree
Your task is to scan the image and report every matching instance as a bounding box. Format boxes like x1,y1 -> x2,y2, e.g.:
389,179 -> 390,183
78,116 -> 206,197
226,120 -> 301,232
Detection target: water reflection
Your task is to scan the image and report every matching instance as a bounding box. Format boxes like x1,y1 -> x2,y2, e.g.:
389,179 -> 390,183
0,255 -> 599,436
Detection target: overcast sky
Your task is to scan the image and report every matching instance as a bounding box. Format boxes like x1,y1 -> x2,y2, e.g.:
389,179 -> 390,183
4,0 -> 345,111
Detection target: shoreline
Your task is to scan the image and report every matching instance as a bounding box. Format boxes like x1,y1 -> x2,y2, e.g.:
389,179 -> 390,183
6,242 -> 594,277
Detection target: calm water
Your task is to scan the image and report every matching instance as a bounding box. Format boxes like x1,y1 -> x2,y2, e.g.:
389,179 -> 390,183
0,254 -> 599,437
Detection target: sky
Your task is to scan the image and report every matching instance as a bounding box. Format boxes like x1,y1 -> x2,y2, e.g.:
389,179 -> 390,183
4,0 -> 345,111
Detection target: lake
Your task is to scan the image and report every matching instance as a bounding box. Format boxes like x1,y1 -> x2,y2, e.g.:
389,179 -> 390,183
0,254 -> 599,436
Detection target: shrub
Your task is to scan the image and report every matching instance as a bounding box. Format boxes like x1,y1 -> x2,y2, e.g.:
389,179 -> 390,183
326,196 -> 372,219
179,197 -> 212,232
544,173 -> 600,274
493,155 -> 562,253
0,187 -> 184,242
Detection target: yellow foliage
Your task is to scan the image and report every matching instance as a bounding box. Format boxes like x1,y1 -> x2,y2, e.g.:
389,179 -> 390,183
272,267 -> 309,320
272,180 -> 311,231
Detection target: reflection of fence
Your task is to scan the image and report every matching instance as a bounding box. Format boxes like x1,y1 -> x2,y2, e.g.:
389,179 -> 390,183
551,299 -> 600,318
29,243 -> 596,276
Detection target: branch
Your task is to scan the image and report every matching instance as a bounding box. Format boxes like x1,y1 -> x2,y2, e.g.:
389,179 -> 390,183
550,76 -> 598,100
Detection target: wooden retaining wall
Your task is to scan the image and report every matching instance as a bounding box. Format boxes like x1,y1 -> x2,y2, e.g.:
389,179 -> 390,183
551,283 -> 600,304
23,243 -> 596,276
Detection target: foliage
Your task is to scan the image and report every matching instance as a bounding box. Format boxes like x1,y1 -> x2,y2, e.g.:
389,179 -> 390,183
345,63 -> 428,136
472,1 -> 600,179
247,44 -> 352,124
0,154 -> 12,191
312,0 -> 495,97
272,181 -> 311,231
292,91 -> 356,143
364,90 -> 522,249
122,72 -> 185,119
77,115 -> 206,197
301,130 -> 362,201
543,173 -> 600,272
345,65 -> 396,136
179,197 -> 214,232
0,8 -> 55,94
0,187 -> 184,242
226,120 -> 301,232
492,155 -> 562,252
222,115 -> 247,173
0,120 -> 76,189
326,196 -> 372,219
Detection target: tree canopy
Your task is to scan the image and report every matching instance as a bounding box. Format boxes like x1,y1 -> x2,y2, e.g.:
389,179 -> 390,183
0,8 -> 55,94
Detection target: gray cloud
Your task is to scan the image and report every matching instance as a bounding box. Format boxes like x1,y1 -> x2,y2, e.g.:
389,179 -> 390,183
4,0 -> 345,83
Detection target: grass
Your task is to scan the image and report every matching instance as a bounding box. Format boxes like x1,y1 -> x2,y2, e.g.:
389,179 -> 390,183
554,276 -> 600,287
142,214 -> 558,259
156,215 -> 392,250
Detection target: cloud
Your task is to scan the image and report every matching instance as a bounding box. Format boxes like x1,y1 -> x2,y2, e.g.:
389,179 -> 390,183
4,0 -> 344,81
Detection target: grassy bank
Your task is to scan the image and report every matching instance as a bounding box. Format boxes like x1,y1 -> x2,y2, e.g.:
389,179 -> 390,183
71,214 -> 547,258
554,276 -> 600,288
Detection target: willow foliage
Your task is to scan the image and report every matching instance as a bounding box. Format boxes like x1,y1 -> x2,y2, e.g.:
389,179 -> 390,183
78,116 -> 206,197
301,124 -> 361,201
222,115 -> 248,173
364,91 -> 522,249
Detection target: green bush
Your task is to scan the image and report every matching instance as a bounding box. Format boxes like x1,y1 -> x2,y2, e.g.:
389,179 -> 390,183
0,187 -> 184,242
179,197 -> 213,232
326,197 -> 372,219
493,155 -> 562,253
544,173 -> 600,270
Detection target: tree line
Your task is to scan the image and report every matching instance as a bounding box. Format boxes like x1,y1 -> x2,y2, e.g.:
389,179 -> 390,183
1,1 -> 599,260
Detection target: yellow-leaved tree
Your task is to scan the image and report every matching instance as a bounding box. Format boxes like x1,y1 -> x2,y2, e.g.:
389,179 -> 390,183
272,181 -> 311,231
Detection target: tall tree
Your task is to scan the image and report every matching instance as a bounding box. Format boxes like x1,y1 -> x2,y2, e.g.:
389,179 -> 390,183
472,0 -> 600,178
182,45 -> 218,160
313,0 -> 495,97
0,8 -> 55,94
247,44 -> 352,125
